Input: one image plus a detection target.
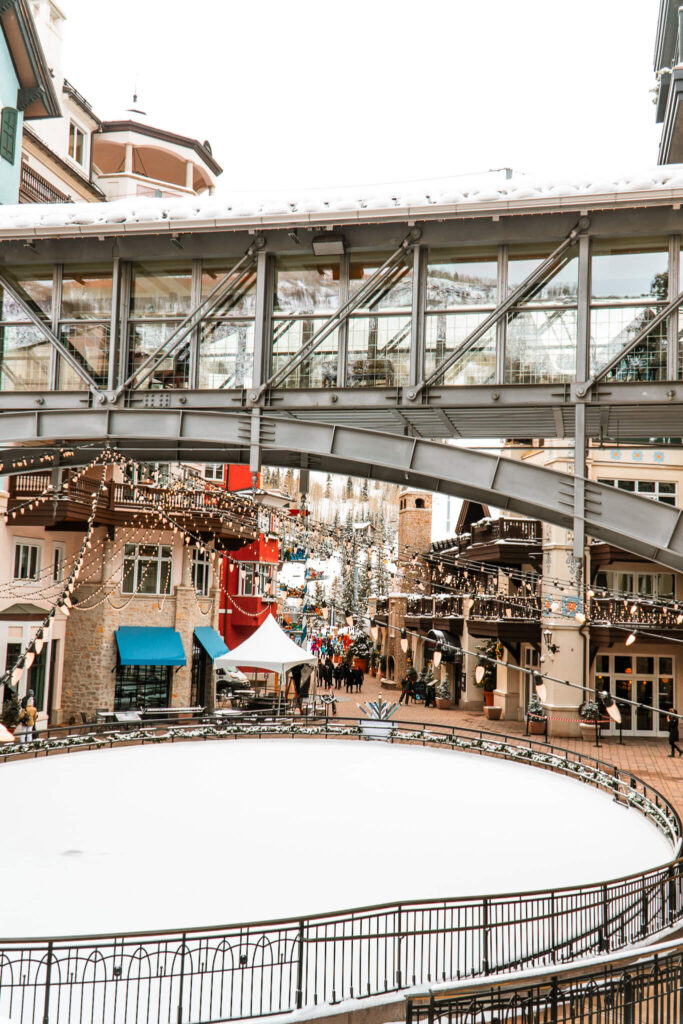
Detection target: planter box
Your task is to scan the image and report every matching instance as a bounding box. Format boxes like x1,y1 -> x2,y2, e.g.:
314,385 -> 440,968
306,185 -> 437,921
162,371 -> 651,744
483,691 -> 495,707
527,719 -> 547,735
484,706 -> 502,721
579,721 -> 600,741
361,720 -> 397,741
435,697 -> 452,710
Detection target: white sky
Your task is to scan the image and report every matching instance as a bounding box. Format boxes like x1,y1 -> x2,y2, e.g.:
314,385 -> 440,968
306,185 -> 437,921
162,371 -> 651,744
58,0 -> 663,194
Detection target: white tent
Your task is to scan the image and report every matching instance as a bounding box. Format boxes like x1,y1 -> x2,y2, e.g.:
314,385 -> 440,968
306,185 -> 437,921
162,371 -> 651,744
214,613 -> 317,677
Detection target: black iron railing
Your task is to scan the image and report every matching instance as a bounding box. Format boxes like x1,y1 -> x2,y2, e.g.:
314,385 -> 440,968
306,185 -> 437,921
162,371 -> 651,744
406,940 -> 683,1024
0,718 -> 681,1024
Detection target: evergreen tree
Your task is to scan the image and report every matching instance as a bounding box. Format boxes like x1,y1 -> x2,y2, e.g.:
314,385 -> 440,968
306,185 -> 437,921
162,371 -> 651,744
324,473 -> 332,499
361,479 -> 369,502
345,476 -> 353,499
356,547 -> 371,620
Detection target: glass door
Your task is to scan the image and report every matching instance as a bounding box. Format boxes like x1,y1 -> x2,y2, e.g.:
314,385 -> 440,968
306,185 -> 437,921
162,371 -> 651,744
595,654 -> 673,736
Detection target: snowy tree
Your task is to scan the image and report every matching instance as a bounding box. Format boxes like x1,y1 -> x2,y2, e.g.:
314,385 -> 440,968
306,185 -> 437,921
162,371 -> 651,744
356,548 -> 371,620
345,476 -> 353,499
361,479 -> 369,502
324,474 -> 332,498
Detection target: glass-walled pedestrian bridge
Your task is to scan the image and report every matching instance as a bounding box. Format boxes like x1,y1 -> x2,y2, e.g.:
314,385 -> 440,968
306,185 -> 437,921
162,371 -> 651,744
0,172 -> 682,441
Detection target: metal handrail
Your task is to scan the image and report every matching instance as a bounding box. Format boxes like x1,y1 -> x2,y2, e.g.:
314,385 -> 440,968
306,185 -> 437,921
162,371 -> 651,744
0,717 -> 681,1024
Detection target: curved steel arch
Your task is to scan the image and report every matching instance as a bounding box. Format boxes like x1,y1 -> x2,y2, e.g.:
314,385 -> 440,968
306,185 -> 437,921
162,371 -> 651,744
1,407 -> 683,571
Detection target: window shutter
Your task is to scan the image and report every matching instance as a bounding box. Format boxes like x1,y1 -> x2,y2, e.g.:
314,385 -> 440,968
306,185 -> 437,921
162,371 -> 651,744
0,107 -> 18,164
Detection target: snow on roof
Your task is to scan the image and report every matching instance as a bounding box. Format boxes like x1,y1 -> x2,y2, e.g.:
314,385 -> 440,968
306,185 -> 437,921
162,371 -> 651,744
3,167 -> 683,239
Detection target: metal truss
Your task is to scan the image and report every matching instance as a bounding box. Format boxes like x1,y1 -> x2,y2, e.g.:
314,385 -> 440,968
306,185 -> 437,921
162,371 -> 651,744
115,235 -> 265,398
252,228 -> 422,399
2,408 -> 683,572
0,268 -> 103,396
406,218 -> 590,399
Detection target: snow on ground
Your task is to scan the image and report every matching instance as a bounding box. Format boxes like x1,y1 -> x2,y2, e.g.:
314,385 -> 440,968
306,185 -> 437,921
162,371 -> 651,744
0,739 -> 670,938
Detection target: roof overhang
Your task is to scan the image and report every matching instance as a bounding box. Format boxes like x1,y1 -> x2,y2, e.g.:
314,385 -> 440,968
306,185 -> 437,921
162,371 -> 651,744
0,0 -> 60,120
96,120 -> 222,176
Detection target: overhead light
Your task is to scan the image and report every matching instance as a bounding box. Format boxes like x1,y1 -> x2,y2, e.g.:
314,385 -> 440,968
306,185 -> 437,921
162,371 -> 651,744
475,664 -> 486,684
433,642 -> 443,668
312,233 -> 345,256
400,628 -> 408,653
370,621 -> 379,642
24,650 -> 35,671
58,601 -> 70,617
533,670 -> 547,704
346,615 -> 354,627
625,630 -> 637,647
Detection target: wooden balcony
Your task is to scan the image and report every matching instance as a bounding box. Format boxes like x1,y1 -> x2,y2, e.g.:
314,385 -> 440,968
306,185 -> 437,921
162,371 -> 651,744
444,518 -> 542,568
7,473 -> 257,544
467,594 -> 541,648
404,593 -> 465,631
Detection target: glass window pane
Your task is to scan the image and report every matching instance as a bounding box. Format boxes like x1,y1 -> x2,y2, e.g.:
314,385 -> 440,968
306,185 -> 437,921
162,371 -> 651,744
637,575 -> 653,598
508,254 -> 578,304
636,656 -> 654,674
61,267 -> 113,319
128,322 -> 189,389
271,318 -> 339,389
637,480 -> 655,492
617,479 -> 636,490
58,324 -> 110,388
0,267 -> 52,320
130,263 -> 192,317
274,256 -> 340,314
424,312 -> 495,385
591,306 -> 667,381
637,679 -> 653,730
201,260 -> 257,316
347,315 -> 410,387
615,679 -> 633,729
617,574 -> 633,594
426,256 -> 497,309
0,325 -> 50,390
199,320 -> 254,389
659,676 -> 674,731
592,249 -> 668,300
504,308 -> 577,383
659,575 -> 675,599
614,655 -> 632,674
596,654 -> 610,672
350,255 -> 412,311
660,482 -> 676,493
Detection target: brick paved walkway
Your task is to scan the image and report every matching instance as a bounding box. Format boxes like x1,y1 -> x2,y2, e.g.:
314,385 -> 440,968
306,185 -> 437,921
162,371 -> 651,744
327,672 -> 683,820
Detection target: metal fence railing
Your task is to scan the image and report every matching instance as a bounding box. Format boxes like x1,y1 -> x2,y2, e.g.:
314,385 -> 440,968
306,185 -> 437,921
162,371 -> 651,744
0,718 -> 681,1024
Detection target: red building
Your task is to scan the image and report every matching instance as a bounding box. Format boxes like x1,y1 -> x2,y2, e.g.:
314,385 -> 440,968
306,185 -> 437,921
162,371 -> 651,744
211,464 -> 281,649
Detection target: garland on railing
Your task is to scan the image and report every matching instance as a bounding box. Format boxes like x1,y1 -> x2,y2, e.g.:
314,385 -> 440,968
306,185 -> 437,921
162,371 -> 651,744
1,722 -> 678,846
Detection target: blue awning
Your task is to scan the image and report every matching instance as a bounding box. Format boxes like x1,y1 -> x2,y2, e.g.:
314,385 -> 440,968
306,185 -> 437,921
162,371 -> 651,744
115,627 -> 187,667
194,627 -> 229,660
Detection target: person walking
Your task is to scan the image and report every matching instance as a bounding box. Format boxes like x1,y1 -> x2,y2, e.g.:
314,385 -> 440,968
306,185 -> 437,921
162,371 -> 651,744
667,710 -> 682,757
399,673 -> 412,705
324,656 -> 334,687
334,661 -> 344,689
17,695 -> 39,742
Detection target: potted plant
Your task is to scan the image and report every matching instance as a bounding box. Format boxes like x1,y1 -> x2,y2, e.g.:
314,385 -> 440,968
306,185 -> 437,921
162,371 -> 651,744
435,677 -> 452,710
526,693 -> 547,736
348,632 -> 372,672
579,699 -> 602,741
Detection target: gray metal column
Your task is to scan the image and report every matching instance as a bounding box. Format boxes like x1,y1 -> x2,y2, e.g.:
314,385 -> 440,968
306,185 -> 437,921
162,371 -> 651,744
107,257 -> 120,394
576,234 -> 591,386
252,251 -> 274,387
49,264 -> 61,391
409,246 -> 427,387
668,235 -> 680,380
189,257 -> 202,389
337,253 -> 350,387
495,245 -> 507,385
117,262 -> 132,391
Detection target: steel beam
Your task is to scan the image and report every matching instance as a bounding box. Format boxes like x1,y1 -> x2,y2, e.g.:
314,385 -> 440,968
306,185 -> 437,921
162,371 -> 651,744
0,269 -> 103,396
407,218 -> 590,399
3,409 -> 683,572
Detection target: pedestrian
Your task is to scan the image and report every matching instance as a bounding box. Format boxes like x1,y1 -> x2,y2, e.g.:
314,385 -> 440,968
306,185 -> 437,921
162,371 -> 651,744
667,710 -> 682,757
17,695 -> 38,742
334,661 -> 344,689
424,675 -> 436,708
353,666 -> 363,692
290,664 -> 303,714
344,662 -> 354,693
399,673 -> 411,705
324,656 -> 334,687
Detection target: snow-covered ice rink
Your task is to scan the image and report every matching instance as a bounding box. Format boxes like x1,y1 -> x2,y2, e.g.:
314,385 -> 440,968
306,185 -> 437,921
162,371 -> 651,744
0,738 -> 672,937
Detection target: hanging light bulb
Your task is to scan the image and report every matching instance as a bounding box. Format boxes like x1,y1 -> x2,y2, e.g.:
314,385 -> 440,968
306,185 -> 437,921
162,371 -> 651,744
575,611 -> 586,624
532,670 -> 547,704
475,664 -> 486,684
433,642 -> 442,668
400,628 -> 409,654
600,690 -> 622,725
34,633 -> 44,655
58,601 -> 70,617
24,650 -> 35,671
11,663 -> 23,686
346,615 -> 354,627
625,630 -> 637,647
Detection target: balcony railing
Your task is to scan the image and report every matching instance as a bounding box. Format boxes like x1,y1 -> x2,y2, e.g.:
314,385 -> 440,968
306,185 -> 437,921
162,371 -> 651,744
470,517 -> 542,546
19,162 -> 71,204
469,595 -> 541,621
590,596 -> 683,629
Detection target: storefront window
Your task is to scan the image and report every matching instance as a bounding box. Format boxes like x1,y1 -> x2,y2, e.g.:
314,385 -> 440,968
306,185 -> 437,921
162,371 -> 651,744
114,664 -> 171,710
122,544 -> 172,595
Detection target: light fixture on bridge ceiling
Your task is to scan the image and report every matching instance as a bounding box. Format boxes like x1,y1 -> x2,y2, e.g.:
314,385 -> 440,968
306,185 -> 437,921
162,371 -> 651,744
312,233 -> 346,256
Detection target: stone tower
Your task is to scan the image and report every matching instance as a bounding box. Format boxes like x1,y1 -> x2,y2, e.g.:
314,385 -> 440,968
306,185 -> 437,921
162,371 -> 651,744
397,489 -> 433,590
